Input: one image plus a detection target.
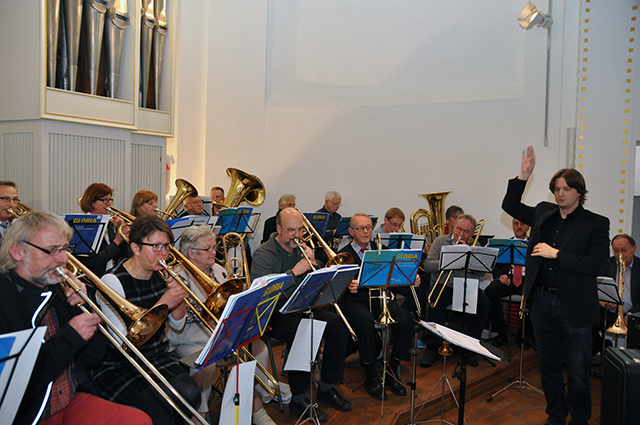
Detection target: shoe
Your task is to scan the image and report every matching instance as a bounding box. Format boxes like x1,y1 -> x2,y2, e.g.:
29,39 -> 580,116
364,376 -> 388,400
289,397 -> 329,423
491,332 -> 508,348
385,372 -> 407,396
420,348 -> 438,368
316,387 -> 352,412
252,407 -> 276,425
259,381 -> 292,404
466,353 -> 478,367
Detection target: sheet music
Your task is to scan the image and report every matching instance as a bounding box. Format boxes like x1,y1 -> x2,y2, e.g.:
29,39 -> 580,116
167,216 -> 218,249
597,276 -> 621,304
440,245 -> 499,273
452,277 -> 479,314
419,321 -> 500,361
379,232 -> 423,250
284,319 -> 326,372
0,327 -> 47,424
220,361 -> 255,425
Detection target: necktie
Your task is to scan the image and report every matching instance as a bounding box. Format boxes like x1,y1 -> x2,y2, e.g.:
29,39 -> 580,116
512,265 -> 523,287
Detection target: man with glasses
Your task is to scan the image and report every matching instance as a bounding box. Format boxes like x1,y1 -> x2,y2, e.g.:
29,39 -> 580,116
0,211 -> 152,425
251,208 -> 352,422
179,195 -> 209,217
338,213 -> 417,401
210,186 -> 226,216
421,214 -> 492,368
317,190 -> 342,243
371,207 -> 405,241
0,180 -> 19,246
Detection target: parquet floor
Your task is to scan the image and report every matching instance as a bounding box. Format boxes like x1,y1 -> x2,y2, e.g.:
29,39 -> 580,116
208,338 -> 604,425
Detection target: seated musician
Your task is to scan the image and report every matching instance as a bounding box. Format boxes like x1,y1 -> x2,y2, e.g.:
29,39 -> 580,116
90,216 -> 200,425
130,190 -> 159,217
421,214 -> 491,368
0,180 -> 19,247
179,195 -> 210,217
78,183 -> 129,276
317,191 -> 342,243
165,225 -> 284,425
0,211 -> 151,425
251,207 -> 351,422
210,186 -> 225,216
485,217 -> 529,348
594,234 -> 640,352
261,194 -> 296,244
338,213 -> 418,400
444,205 -> 464,235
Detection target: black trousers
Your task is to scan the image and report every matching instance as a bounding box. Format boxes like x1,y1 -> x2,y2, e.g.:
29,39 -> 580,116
266,307 -> 349,395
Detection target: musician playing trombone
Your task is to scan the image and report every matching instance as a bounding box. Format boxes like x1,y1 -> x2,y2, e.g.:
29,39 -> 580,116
90,216 -> 201,425
338,213 -> 418,401
166,225 -> 284,425
251,207 -> 352,422
130,190 -> 159,217
421,214 -> 491,368
0,211 -> 152,425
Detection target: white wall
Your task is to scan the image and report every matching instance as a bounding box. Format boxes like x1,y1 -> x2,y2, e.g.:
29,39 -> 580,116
171,0 -> 639,252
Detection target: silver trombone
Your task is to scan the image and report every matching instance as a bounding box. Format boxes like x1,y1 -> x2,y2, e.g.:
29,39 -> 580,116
55,266 -> 207,425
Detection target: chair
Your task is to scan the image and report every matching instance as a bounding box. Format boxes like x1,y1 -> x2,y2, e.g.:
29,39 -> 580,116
500,294 -> 522,362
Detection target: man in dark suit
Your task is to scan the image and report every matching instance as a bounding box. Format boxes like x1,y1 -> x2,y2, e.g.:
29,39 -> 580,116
338,213 -> 419,400
598,234 -> 640,337
502,145 -> 609,425
485,217 -> 530,347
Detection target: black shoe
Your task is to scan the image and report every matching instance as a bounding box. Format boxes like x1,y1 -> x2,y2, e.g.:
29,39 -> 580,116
466,353 -> 478,367
289,397 -> 329,423
420,348 -> 438,368
491,332 -> 508,348
316,387 -> 352,412
363,376 -> 388,400
385,372 -> 407,396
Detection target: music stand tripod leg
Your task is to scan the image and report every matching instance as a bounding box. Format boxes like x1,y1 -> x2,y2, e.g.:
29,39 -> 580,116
295,309 -> 321,425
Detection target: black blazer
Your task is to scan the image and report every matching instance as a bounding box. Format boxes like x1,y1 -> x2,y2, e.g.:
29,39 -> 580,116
606,255 -> 640,315
502,178 -> 610,327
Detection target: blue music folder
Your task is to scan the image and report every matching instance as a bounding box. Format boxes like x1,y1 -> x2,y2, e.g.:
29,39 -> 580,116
62,214 -> 110,254
488,239 -> 528,265
217,207 -> 254,234
359,249 -> 422,287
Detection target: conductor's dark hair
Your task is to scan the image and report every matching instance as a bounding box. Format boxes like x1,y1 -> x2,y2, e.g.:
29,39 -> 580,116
549,168 -> 588,206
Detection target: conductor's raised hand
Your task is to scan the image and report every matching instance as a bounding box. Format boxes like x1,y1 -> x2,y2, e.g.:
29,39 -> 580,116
519,145 -> 536,181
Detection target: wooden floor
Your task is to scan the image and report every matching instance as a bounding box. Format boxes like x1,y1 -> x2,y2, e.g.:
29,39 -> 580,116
209,336 -> 603,425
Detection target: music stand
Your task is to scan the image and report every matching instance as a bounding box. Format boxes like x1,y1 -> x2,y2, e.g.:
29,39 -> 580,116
217,207 -> 261,236
62,214 -> 110,255
597,276 -> 624,349
360,248 -> 421,417
378,232 -> 424,250
166,216 -> 218,249
280,265 -> 359,425
417,321 -> 500,425
0,327 -> 47,424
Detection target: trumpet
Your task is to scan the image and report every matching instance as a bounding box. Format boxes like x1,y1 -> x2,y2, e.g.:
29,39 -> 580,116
55,266 -> 206,425
158,258 -> 279,399
427,219 -> 485,309
293,239 -> 359,342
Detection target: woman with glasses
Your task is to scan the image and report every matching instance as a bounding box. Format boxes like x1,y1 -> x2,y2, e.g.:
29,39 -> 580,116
91,216 -> 200,425
165,225 -> 286,425
78,183 -> 129,276
130,190 -> 159,217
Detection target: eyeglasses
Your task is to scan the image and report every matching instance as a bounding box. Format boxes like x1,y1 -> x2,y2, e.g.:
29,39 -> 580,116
188,200 -> 204,205
351,226 -> 373,232
192,245 -> 216,253
283,226 -> 305,235
0,196 -> 20,203
138,242 -> 173,252
98,198 -> 114,204
21,240 -> 71,256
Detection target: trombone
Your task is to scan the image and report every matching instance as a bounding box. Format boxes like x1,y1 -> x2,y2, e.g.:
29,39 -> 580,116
297,208 -> 353,267
158,254 -> 280,399
293,239 -> 359,342
427,219 -> 485,309
55,266 -> 206,425
606,254 -> 628,336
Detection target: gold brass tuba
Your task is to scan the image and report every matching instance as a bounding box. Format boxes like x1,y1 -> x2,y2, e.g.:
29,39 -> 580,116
410,191 -> 451,241
427,218 -> 485,309
162,179 -> 198,220
221,168 -> 266,208
606,254 -> 628,336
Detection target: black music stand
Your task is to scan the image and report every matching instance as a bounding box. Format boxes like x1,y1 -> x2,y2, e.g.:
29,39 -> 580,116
280,266 -> 358,425
597,276 -> 624,349
0,327 -> 47,424
417,322 -> 500,425
166,215 -> 218,249
360,247 -> 421,417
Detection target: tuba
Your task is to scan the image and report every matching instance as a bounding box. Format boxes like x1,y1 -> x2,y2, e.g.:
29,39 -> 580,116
410,191 -> 450,240
220,168 -> 266,208
162,179 -> 198,220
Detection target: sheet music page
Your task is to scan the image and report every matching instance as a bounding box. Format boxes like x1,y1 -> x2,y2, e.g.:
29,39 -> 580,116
220,361 -> 256,425
284,319 -> 326,372
452,277 -> 479,314
597,276 -> 621,304
419,321 -> 500,361
467,246 -> 499,273
0,327 -> 47,424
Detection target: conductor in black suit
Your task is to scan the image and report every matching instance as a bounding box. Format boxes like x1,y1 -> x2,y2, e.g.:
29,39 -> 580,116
502,146 -> 609,425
